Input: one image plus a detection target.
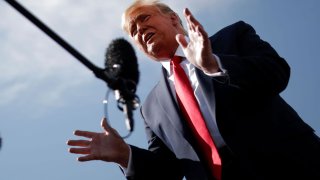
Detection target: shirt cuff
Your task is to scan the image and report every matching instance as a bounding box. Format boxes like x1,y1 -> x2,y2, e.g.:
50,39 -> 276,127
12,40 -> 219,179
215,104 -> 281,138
119,145 -> 132,175
203,54 -> 227,77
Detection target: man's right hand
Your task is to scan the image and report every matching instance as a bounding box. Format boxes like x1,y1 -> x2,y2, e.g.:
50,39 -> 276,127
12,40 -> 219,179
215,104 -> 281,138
67,117 -> 130,168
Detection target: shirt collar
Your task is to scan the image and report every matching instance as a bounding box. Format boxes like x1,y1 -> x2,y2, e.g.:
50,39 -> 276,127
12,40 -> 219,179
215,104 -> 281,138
161,45 -> 185,75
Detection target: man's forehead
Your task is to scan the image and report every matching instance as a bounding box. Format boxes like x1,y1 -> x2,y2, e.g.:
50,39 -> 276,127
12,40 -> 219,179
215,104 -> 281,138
127,6 -> 159,23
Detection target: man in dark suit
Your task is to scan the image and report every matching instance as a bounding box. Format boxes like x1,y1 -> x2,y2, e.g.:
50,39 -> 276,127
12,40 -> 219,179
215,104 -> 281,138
67,1 -> 320,179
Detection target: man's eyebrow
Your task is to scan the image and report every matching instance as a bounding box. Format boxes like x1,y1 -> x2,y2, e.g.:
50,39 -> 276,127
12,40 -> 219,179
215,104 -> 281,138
128,13 -> 149,31
132,13 -> 148,23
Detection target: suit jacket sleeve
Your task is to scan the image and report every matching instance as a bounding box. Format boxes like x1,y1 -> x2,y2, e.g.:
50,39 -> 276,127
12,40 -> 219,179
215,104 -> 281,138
124,111 -> 184,180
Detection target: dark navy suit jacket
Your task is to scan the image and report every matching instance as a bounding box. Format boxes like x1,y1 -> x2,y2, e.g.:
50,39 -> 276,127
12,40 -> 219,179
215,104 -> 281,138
125,21 -> 319,180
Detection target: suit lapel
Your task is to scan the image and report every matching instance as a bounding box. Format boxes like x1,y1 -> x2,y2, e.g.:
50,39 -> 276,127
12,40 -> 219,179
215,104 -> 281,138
195,69 -> 216,116
154,68 -> 194,139
154,67 -> 219,141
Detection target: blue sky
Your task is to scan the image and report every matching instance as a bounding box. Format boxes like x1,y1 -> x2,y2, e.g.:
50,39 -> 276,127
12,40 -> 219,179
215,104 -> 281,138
0,0 -> 319,179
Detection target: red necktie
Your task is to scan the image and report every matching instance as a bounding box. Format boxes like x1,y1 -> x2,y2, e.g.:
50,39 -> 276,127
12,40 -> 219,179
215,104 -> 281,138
171,56 -> 222,180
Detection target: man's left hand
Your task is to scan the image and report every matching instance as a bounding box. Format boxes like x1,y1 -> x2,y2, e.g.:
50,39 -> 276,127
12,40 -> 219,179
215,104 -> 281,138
176,8 -> 219,74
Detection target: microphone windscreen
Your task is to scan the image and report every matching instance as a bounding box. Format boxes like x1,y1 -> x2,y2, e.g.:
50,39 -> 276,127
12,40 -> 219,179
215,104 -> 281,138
105,38 -> 139,86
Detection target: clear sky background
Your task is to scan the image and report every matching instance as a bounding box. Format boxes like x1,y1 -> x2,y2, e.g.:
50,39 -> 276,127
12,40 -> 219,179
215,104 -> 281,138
0,0 -> 319,179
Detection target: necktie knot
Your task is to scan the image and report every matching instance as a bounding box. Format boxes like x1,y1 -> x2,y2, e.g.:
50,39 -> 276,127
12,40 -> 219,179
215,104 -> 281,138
171,56 -> 183,66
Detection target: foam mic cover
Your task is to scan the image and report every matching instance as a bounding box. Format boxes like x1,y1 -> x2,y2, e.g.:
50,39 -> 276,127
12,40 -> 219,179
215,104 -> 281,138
104,38 -> 139,101
104,38 -> 140,133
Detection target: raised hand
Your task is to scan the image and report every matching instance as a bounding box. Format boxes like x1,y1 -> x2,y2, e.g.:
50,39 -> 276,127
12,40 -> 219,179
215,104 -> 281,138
176,8 -> 219,74
67,117 -> 130,168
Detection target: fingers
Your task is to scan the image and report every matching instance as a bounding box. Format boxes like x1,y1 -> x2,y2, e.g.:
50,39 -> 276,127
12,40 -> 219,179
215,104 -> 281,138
176,34 -> 188,49
74,130 -> 95,138
184,8 -> 208,38
101,117 -> 110,131
69,147 -> 90,155
184,8 -> 197,32
67,139 -> 90,147
68,147 -> 95,162
78,154 -> 95,162
101,117 -> 122,137
101,117 -> 116,134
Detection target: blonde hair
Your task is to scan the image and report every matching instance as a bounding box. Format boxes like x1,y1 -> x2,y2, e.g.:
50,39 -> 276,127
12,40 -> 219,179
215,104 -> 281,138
122,0 -> 184,34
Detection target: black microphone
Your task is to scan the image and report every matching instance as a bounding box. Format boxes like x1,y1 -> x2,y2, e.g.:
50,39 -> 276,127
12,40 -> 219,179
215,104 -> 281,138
104,38 -> 140,133
4,0 -> 139,136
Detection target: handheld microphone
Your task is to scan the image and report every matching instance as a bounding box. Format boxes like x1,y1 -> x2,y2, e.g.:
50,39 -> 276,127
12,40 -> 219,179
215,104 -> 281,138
104,38 -> 140,133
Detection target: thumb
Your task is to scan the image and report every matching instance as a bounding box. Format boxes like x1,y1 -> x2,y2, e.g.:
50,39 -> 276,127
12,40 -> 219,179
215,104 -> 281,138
176,34 -> 188,49
101,117 -> 111,131
101,117 -> 122,137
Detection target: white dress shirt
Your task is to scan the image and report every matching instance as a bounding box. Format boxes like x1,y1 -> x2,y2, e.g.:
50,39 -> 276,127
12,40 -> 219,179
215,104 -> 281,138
161,46 -> 226,148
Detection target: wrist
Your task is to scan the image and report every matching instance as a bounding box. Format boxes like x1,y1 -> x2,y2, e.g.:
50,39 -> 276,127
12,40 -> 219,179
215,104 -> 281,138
117,143 -> 130,168
201,54 -> 219,74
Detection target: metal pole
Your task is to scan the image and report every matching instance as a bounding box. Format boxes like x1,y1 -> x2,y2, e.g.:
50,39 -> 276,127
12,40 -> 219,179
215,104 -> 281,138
4,0 -> 107,82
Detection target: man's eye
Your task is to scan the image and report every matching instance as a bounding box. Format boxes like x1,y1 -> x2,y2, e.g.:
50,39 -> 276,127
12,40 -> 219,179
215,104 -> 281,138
131,27 -> 137,36
132,29 -> 137,36
143,15 -> 150,21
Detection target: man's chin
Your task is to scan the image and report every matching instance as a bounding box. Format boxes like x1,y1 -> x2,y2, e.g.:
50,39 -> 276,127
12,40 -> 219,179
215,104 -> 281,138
146,45 -> 159,58
146,43 -> 172,60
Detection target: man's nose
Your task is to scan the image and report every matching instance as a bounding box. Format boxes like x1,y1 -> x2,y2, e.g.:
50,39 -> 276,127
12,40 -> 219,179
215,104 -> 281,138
137,23 -> 147,35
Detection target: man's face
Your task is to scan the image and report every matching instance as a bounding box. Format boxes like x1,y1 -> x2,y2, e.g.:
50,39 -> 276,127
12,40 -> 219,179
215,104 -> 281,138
127,6 -> 181,61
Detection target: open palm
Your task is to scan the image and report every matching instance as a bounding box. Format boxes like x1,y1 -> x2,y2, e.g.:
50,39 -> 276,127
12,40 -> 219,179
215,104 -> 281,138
176,8 -> 218,74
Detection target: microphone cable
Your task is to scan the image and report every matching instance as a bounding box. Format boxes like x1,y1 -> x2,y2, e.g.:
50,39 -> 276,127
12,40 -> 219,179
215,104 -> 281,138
103,88 -> 132,139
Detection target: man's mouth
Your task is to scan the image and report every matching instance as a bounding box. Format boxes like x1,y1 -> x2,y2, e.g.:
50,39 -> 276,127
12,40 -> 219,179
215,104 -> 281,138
144,32 -> 155,43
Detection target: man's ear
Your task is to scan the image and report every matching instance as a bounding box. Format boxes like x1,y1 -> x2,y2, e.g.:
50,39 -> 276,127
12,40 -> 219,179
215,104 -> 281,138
170,12 -> 180,26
